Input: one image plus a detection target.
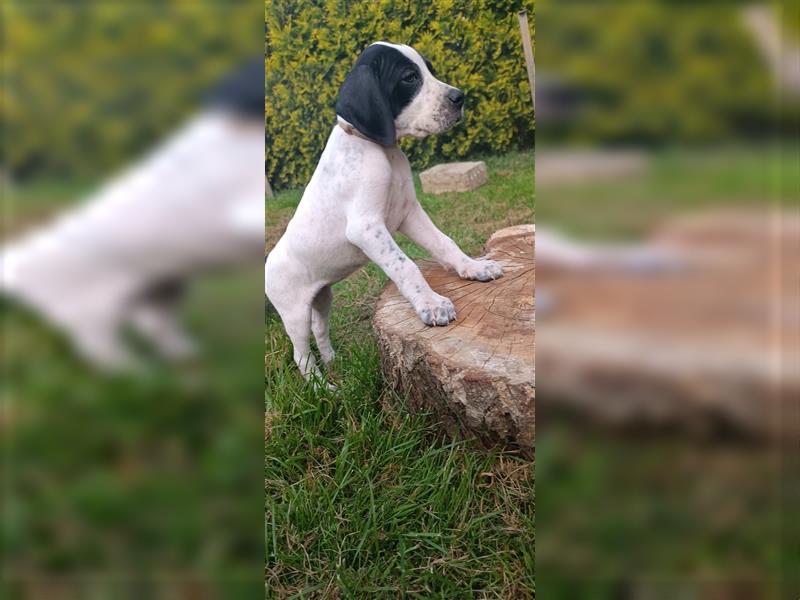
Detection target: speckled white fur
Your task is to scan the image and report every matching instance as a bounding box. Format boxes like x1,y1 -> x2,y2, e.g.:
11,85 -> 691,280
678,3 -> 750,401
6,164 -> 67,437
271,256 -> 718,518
265,43 -> 502,386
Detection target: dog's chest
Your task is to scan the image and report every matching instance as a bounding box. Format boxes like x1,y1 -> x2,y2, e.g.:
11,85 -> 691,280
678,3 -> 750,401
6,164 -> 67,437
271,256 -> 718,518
384,150 -> 414,232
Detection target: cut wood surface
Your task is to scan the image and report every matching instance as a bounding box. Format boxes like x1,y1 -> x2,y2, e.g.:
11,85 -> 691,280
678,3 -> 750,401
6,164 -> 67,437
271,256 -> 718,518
374,224 -> 535,456
537,209 -> 798,440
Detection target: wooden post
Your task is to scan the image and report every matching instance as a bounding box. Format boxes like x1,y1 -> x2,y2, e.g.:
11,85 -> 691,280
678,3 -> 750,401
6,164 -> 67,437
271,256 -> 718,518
518,10 -> 536,111
265,176 -> 273,199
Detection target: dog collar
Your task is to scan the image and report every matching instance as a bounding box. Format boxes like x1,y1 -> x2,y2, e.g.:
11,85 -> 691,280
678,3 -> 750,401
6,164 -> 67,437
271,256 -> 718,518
336,118 -> 396,146
337,120 -> 372,142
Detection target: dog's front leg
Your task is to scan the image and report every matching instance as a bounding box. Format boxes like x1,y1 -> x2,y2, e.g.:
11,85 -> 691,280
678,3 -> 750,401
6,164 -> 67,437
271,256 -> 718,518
399,201 -> 503,282
346,219 -> 456,326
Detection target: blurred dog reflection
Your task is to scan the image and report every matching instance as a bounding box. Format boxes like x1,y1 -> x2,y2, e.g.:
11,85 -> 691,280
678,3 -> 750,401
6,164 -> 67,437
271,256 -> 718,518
0,60 -> 264,368
536,225 -> 687,272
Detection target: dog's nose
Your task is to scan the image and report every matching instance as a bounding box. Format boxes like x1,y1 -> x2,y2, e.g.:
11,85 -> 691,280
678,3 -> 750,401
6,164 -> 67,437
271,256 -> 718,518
448,88 -> 464,108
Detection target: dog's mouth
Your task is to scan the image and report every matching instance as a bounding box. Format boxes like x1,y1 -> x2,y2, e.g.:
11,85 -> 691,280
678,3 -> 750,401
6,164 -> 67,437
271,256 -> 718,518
402,108 -> 464,138
443,108 -> 463,129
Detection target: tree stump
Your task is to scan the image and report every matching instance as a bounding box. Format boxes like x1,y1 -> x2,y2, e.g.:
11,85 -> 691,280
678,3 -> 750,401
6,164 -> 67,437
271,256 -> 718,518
537,210 -> 798,440
373,225 -> 535,456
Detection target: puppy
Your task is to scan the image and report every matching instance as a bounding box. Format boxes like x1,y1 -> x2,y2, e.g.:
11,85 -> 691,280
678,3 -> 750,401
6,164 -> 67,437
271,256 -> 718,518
0,59 -> 265,369
265,42 -> 503,385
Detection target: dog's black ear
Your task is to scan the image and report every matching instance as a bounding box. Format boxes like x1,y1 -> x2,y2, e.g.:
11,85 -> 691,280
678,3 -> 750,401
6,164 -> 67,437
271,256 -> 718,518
335,64 -> 396,146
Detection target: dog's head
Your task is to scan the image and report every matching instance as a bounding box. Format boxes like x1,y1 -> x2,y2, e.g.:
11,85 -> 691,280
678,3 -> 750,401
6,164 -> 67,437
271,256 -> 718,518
335,42 -> 464,146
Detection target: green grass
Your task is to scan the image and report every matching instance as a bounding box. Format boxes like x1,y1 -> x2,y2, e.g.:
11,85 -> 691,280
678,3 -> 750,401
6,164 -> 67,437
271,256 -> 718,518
2,236 -> 264,595
536,143 -> 798,240
266,151 -> 536,597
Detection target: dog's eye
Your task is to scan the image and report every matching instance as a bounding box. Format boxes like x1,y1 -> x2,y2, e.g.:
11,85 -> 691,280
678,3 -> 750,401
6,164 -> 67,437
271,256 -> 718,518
402,72 -> 419,83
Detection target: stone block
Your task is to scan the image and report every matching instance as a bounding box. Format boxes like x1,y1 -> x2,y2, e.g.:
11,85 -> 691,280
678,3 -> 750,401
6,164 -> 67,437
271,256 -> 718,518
419,161 -> 487,194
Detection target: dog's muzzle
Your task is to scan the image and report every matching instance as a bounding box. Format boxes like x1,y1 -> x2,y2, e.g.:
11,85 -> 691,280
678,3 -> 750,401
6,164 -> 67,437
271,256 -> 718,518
448,88 -> 465,123
448,88 -> 464,108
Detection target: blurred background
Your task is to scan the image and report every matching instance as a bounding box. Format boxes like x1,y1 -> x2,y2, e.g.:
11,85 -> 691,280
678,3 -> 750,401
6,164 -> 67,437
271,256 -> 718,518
536,1 -> 797,598
1,2 -> 264,598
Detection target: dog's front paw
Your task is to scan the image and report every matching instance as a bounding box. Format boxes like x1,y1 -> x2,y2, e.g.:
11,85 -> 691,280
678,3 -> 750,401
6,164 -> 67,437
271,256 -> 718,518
459,258 -> 503,282
414,294 -> 456,327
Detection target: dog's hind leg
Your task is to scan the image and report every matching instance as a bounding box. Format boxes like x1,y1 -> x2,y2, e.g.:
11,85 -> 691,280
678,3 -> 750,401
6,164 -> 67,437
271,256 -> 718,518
311,285 -> 335,366
266,256 -> 333,389
128,280 -> 196,360
277,299 -> 329,386
66,312 -> 137,371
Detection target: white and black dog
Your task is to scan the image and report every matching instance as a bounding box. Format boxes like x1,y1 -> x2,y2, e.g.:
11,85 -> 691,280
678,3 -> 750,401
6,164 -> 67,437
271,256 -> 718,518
266,42 -> 503,386
0,59 -> 265,368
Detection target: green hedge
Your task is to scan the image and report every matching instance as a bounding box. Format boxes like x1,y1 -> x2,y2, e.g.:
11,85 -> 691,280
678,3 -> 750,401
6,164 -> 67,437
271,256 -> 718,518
266,0 -> 536,191
1,3 -> 261,180
538,3 -> 777,144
